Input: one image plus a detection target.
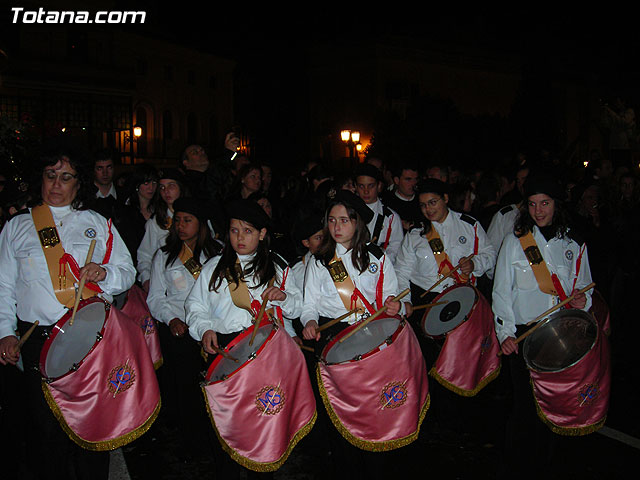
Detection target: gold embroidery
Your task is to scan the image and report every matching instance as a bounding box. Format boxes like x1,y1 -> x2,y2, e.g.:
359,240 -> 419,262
38,227 -> 60,248
183,257 -> 202,278
328,257 -> 348,282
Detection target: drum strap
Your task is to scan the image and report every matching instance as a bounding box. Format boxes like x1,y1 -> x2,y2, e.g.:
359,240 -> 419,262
327,253 -> 364,315
425,227 -> 468,284
518,231 -> 567,300
31,205 -> 98,308
179,243 -> 201,279
228,260 -> 255,315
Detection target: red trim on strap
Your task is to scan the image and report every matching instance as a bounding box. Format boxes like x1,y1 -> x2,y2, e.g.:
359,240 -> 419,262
101,219 -> 114,264
382,214 -> 394,250
572,244 -> 585,293
60,253 -> 102,293
551,273 -> 568,306
375,255 -> 386,308
352,288 -> 376,315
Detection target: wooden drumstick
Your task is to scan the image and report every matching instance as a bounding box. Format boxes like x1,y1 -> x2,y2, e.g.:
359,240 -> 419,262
420,254 -> 475,298
338,288 -> 411,344
249,278 -> 275,346
70,240 -> 97,326
12,320 -> 39,354
498,282 -> 596,356
211,345 -> 239,363
299,344 -> 315,353
316,309 -> 360,333
410,300 -> 448,312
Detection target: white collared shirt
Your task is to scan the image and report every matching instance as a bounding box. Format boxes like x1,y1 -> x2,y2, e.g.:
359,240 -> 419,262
365,198 -> 404,264
136,209 -> 173,283
0,205 -> 135,337
95,183 -> 117,199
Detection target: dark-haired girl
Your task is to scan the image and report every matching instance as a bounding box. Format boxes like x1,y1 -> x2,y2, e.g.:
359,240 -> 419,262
300,190 -> 401,346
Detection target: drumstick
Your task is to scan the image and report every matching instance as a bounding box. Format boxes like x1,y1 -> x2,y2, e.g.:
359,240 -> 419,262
498,282 -> 596,356
12,320 -> 39,354
70,240 -> 97,326
338,288 -> 411,344
316,309 -> 360,333
420,254 -> 475,298
211,345 -> 239,363
249,278 -> 275,346
299,344 -> 315,353
410,300 -> 448,312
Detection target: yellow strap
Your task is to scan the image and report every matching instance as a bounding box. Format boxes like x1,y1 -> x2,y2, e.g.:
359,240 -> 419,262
31,205 -> 96,307
228,259 -> 255,315
179,243 -> 201,279
518,231 -> 557,295
425,227 -> 468,282
327,252 -> 363,314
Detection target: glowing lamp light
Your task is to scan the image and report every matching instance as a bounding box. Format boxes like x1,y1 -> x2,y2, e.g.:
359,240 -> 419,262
356,143 -> 363,152
583,161 -> 589,168
351,131 -> 360,143
341,130 -> 351,142
133,125 -> 142,138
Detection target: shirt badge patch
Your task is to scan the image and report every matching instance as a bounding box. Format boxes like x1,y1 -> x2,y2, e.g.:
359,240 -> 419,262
565,250 -> 574,261
84,228 -> 97,239
458,236 -> 467,244
368,263 -> 379,274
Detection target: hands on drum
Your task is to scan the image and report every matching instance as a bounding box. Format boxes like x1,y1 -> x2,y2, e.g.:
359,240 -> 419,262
78,262 -> 107,283
568,289 -> 587,309
383,295 -> 401,316
302,321 -> 320,341
500,337 -> 519,355
202,329 -> 219,354
458,255 -> 474,276
0,335 -> 19,366
261,286 -> 286,303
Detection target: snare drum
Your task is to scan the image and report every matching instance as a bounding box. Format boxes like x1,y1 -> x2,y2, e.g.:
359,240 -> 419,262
40,298 -> 161,450
523,309 -> 610,435
420,284 -> 501,396
201,322 -> 316,472
317,315 -> 430,451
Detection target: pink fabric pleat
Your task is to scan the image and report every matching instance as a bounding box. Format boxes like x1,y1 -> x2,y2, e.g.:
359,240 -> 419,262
120,284 -> 163,369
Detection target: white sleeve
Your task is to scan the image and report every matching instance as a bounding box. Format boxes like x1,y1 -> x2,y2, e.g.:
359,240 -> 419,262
393,233 -> 417,304
185,260 -> 218,341
136,219 -> 157,284
269,265 -> 302,320
491,236 -> 517,344
147,251 -> 180,325
0,222 -> 18,339
471,222 -> 497,279
98,221 -> 136,296
300,259 -> 322,326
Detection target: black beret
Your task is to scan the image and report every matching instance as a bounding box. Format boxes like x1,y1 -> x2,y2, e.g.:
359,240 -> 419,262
172,197 -> 207,222
159,168 -> 184,182
523,175 -> 563,201
354,163 -> 382,182
225,199 -> 272,230
417,178 -> 449,197
327,189 -> 374,224
295,214 -> 324,243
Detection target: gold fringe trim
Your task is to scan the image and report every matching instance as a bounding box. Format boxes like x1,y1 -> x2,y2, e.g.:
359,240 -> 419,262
428,363 -> 501,397
42,381 -> 161,451
153,357 -> 164,370
201,386 -> 317,472
316,364 -> 430,452
529,378 -> 607,436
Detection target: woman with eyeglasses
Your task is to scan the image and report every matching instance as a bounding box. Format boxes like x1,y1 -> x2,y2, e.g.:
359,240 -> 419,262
0,150 -> 135,479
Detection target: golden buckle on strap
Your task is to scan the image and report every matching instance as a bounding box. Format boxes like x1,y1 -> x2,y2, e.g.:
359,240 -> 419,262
38,227 -> 60,248
328,258 -> 348,282
183,257 -> 202,277
524,245 -> 543,265
429,238 -> 444,255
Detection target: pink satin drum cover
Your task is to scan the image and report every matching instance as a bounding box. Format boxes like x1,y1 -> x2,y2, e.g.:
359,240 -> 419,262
425,285 -> 501,396
120,284 -> 163,369
318,316 -> 429,451
202,324 -> 316,472
41,300 -> 161,450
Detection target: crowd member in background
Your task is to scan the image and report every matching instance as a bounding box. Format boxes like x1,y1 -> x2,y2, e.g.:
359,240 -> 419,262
381,161 -> 421,232
227,163 -> 263,201
137,168 -> 185,291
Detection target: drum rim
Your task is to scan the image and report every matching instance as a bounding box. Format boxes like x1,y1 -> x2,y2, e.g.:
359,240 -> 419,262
321,314 -> 404,365
204,320 -> 277,384
39,297 -> 109,381
523,309 -> 599,373
420,283 -> 479,338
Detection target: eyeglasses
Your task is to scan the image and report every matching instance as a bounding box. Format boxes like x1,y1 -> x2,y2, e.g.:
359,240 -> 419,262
422,198 -> 442,208
43,170 -> 78,184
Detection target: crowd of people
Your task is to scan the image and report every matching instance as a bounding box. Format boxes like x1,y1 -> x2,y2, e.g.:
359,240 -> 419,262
0,131 -> 638,479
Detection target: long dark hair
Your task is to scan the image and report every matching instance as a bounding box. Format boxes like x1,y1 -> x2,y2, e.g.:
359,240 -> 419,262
315,201 -> 371,274
208,221 -> 276,292
161,215 -> 221,269
154,178 -> 185,229
126,164 -> 159,214
513,197 -> 571,239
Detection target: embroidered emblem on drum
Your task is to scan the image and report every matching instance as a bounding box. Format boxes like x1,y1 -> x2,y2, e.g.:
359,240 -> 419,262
578,383 -> 599,406
368,263 -> 378,274
380,381 -> 408,409
458,236 -> 467,244
255,385 -> 285,415
480,335 -> 492,355
565,250 -> 574,261
84,228 -> 97,239
141,316 -> 156,335
107,361 -> 136,397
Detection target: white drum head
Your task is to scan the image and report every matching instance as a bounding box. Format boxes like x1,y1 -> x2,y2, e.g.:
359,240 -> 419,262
422,285 -> 477,337
44,301 -> 107,379
324,317 -> 401,364
208,325 -> 274,382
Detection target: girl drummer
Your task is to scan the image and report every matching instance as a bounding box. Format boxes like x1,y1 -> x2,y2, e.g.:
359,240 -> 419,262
147,197 -> 221,456
301,190 -> 402,350
492,174 -> 594,477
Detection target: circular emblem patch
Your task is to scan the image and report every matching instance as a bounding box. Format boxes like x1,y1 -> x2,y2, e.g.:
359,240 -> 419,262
380,381 -> 408,409
255,385 -> 286,415
84,228 -> 97,239
565,250 -> 574,261
368,263 -> 379,274
480,335 -> 492,355
141,316 -> 156,335
578,383 -> 599,406
107,362 -> 136,396
458,236 -> 467,244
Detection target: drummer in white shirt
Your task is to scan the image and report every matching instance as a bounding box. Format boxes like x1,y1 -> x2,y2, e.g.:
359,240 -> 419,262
0,150 -> 135,480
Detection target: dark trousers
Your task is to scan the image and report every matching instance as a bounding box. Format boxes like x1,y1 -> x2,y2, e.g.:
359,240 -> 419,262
17,319 -> 109,480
